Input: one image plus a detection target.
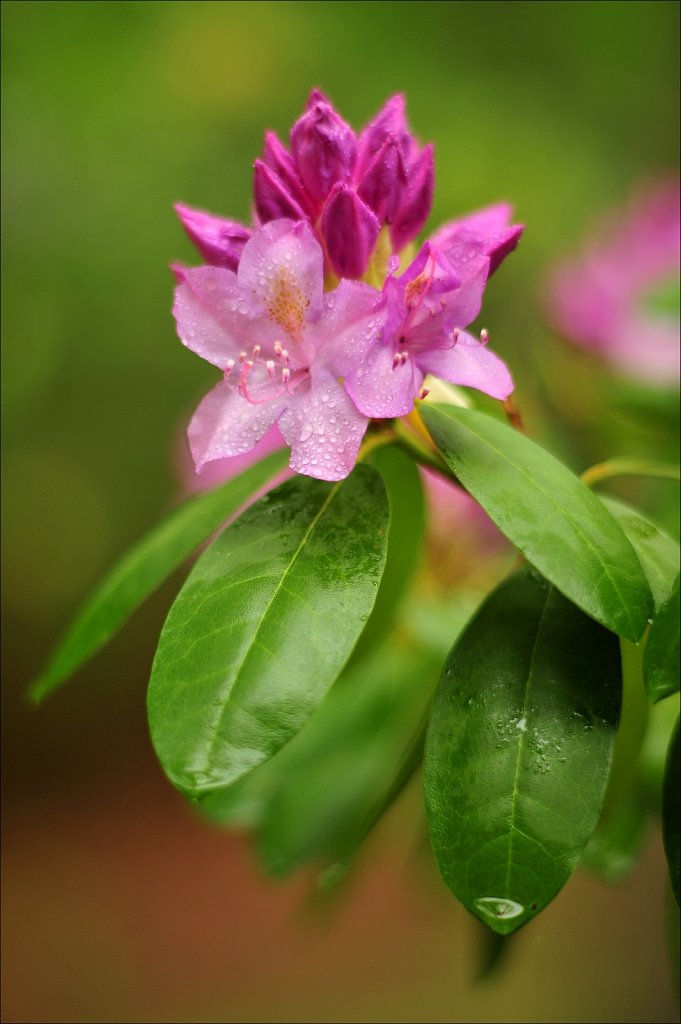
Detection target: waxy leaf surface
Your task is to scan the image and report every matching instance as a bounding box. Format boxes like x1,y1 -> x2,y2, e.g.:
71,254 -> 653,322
644,576 -> 680,704
148,465 -> 389,797
30,450 -> 288,701
599,496 -> 679,613
424,569 -> 621,935
202,639 -> 440,876
420,404 -> 652,640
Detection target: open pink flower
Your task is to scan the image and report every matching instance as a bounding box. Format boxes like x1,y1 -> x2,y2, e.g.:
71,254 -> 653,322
173,219 -> 386,482
345,205 -> 523,418
548,179 -> 680,385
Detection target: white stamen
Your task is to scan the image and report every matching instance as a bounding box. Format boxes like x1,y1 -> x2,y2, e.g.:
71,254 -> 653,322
282,367 -> 291,384
266,359 -> 275,378
224,358 -> 235,378
238,350 -> 247,363
480,328 -> 489,344
252,344 -> 261,359
452,327 -> 461,342
400,351 -> 409,366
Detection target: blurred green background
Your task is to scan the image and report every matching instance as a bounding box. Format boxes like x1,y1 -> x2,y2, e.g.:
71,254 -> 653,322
2,2 -> 679,1021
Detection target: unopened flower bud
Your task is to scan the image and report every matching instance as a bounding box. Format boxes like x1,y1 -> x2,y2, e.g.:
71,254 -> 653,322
253,159 -> 308,224
261,131 -> 310,214
357,135 -> 402,222
321,182 -> 380,279
290,97 -> 357,209
390,143 -> 434,252
175,203 -> 252,272
356,93 -> 409,177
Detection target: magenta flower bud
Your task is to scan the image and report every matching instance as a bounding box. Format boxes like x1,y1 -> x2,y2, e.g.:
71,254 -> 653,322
290,97 -> 357,209
357,135 -> 403,222
390,143 -> 434,252
253,159 -> 308,224
321,182 -> 380,279
356,93 -> 409,177
261,131 -> 310,214
175,203 -> 252,272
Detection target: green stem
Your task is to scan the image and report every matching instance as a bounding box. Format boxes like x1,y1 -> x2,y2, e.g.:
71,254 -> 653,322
391,417 -> 459,483
581,458 -> 681,488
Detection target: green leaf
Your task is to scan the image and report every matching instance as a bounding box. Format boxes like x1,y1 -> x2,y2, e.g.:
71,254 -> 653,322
598,496 -> 680,613
419,404 -> 652,640
581,640 -> 649,882
147,465 -> 390,798
350,445 -> 425,662
29,450 -> 289,702
202,639 -> 440,875
424,569 -> 622,935
663,720 -> 680,905
644,576 -> 680,703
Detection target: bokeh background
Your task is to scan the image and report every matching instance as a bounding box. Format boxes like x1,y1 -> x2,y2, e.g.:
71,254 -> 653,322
2,2 -> 679,1021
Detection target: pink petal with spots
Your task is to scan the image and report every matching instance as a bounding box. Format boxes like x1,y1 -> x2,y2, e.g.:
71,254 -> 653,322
173,266 -> 267,368
188,381 -> 286,471
279,370 -> 369,482
346,341 -> 422,419
237,220 -> 324,330
313,279 -> 387,376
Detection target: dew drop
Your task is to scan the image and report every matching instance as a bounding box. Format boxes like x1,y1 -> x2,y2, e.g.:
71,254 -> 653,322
474,897 -> 525,921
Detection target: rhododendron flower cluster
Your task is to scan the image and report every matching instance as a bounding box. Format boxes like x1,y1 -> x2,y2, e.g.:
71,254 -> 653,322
174,91 -> 523,481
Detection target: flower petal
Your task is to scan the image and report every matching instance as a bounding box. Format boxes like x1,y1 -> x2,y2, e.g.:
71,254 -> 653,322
237,220 -> 324,332
315,279 -> 387,376
346,341 -> 422,419
278,371 -> 369,482
174,266 -> 264,368
188,380 -> 285,471
423,329 -> 514,400
432,203 -> 524,279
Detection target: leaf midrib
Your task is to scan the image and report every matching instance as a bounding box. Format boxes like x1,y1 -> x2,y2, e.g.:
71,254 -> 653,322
504,585 -> 553,902
198,480 -> 342,772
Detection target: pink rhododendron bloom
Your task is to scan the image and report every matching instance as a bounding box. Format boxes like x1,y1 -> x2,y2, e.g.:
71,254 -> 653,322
548,179 -> 680,385
173,219 -> 386,482
346,204 -> 523,418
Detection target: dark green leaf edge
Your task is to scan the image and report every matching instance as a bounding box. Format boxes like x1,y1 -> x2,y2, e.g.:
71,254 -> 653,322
29,449 -> 289,702
420,403 -> 652,641
644,576 -> 681,704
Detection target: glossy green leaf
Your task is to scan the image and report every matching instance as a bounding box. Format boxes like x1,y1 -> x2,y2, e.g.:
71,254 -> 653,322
424,569 -> 622,935
598,496 -> 680,613
351,445 -> 425,662
148,465 -> 389,798
420,404 -> 652,640
663,720 -> 680,905
29,450 -> 289,702
644,576 -> 680,703
202,639 -> 440,875
582,640 -> 649,882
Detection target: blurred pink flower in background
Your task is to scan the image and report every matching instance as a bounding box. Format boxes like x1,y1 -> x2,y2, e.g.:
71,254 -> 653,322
548,178 -> 680,385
